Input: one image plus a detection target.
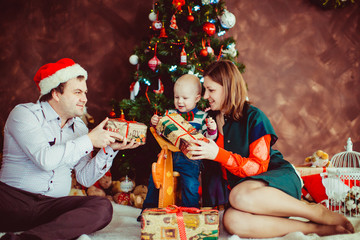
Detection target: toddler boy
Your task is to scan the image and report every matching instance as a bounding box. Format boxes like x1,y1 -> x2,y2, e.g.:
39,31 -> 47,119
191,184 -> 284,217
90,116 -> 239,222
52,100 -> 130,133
143,74 -> 217,209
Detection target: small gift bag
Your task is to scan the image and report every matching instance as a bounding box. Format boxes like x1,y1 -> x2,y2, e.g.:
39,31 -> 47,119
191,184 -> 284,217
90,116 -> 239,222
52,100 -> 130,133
141,205 -> 219,240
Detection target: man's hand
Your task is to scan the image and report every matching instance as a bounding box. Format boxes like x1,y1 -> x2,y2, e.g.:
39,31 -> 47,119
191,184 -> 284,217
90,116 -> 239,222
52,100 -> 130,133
88,118 -> 123,149
110,138 -> 141,150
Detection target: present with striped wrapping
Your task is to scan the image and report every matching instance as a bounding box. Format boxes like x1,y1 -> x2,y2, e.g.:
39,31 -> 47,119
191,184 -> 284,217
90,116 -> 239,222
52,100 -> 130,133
156,113 -> 209,158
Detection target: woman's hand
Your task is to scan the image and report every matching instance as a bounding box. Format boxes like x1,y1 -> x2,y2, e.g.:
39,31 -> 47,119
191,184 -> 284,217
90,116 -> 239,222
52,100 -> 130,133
110,138 -> 141,150
187,138 -> 219,160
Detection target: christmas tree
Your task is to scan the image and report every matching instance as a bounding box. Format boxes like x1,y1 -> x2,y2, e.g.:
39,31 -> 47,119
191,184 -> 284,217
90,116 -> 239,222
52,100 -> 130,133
110,0 -> 245,183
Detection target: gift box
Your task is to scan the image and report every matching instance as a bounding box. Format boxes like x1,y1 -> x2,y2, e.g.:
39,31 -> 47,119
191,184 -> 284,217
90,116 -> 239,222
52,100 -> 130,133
295,166 -> 327,177
141,205 -> 219,240
156,113 -> 208,158
106,118 -> 147,144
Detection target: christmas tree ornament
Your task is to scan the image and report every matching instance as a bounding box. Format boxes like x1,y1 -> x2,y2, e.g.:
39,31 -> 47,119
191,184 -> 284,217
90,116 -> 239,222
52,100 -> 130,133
202,0 -> 211,5
129,54 -> 139,65
109,110 -> 116,118
187,6 -> 194,22
187,14 -> 194,22
153,78 -> 164,94
180,46 -> 187,65
148,43 -> 161,71
222,43 -> 237,57
220,9 -> 236,29
200,39 -> 208,57
159,22 -> 168,38
149,12 -> 157,22
206,39 -> 214,55
207,46 -> 214,55
203,22 -> 216,36
172,0 -> 185,11
152,20 -> 162,30
148,55 -> 161,71
119,109 -> 125,120
130,81 -> 140,100
120,176 -> 135,193
200,48 -> 208,57
170,14 -> 178,30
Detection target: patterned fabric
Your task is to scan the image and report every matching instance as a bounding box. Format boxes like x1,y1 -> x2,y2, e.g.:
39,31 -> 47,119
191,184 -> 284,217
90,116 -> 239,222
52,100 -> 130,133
215,134 -> 271,178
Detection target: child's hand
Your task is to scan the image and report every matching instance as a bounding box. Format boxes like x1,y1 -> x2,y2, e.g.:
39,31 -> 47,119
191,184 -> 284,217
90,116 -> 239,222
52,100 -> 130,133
205,117 -> 217,131
151,114 -> 161,126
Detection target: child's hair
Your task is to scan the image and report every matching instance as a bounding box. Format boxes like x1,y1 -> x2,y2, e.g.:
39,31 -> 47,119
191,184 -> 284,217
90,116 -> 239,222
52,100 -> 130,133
174,74 -> 201,95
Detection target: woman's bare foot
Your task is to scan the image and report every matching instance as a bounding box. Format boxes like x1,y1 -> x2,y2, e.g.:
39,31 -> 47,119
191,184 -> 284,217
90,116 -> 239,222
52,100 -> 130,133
316,225 -> 351,236
310,204 -> 354,233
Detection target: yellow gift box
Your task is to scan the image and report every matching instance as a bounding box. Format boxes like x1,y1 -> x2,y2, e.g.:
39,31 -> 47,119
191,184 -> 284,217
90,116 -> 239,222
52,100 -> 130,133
106,118 -> 147,144
141,205 -> 219,240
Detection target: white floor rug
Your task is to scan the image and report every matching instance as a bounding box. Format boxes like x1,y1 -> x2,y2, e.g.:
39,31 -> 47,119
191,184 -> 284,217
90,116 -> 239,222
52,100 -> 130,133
2,202 -> 360,239
87,203 -> 360,240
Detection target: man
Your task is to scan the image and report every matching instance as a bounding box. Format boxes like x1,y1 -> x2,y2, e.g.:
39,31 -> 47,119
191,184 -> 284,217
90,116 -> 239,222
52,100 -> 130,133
0,58 -> 140,240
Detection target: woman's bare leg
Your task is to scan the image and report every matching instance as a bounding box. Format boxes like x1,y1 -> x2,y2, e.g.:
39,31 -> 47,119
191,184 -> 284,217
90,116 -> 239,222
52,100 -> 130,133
223,207 -> 350,238
224,180 -> 354,237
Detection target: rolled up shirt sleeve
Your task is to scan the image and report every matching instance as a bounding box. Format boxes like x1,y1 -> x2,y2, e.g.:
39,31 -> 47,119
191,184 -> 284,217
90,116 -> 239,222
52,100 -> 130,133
75,146 -> 118,187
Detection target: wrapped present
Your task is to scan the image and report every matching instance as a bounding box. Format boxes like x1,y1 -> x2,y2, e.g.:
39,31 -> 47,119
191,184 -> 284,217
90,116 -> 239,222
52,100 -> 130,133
295,166 -> 327,177
106,118 -> 147,144
141,205 -> 219,240
156,113 -> 208,158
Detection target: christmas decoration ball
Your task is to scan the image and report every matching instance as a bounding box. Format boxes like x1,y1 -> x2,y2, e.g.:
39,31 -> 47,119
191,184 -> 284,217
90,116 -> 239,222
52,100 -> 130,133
202,0 -> 211,5
200,48 -> 208,57
187,15 -> 194,22
109,111 -> 116,118
148,12 -> 157,22
129,54 -> 139,65
148,55 -> 161,71
207,46 -> 214,55
220,9 -> 236,29
203,22 -> 216,36
152,20 -> 162,30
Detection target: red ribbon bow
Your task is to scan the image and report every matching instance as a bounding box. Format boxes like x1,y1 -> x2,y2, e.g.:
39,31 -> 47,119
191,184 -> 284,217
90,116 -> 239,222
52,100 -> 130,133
144,205 -> 218,240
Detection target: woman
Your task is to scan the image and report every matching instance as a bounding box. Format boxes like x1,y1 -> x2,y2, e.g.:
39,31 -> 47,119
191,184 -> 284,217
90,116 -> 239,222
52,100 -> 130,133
188,60 -> 354,238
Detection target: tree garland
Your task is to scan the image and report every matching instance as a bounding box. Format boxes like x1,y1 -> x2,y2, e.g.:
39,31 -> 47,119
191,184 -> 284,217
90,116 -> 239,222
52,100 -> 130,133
310,0 -> 358,9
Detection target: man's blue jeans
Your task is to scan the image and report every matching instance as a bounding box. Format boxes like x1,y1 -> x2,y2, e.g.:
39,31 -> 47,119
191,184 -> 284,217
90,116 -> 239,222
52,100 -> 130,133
143,152 -> 201,209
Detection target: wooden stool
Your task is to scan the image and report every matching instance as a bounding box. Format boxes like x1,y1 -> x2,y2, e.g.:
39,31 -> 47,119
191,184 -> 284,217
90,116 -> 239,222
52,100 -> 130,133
150,127 -> 181,208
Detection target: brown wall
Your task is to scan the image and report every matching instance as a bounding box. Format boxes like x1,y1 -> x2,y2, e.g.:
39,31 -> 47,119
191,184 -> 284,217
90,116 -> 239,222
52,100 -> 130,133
0,0 -> 359,166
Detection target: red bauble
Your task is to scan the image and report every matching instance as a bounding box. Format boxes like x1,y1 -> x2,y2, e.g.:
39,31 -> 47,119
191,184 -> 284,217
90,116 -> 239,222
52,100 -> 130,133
109,111 -> 116,118
203,22 -> 216,36
200,49 -> 208,57
187,15 -> 194,22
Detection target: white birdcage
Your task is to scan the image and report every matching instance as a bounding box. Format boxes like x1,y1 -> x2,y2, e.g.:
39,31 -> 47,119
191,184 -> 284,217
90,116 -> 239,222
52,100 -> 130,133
331,138 -> 360,168
322,138 -> 360,217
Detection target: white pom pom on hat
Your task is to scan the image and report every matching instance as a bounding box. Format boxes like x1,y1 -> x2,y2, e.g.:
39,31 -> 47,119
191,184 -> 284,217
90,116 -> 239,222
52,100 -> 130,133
34,58 -> 88,96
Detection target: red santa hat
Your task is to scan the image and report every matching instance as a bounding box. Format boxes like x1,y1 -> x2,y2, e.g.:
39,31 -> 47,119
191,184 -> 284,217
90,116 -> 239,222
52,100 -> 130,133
34,58 -> 88,96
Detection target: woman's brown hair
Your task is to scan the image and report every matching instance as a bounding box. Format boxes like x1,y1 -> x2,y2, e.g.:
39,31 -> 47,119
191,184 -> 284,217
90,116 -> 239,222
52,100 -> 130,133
203,60 -> 248,120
